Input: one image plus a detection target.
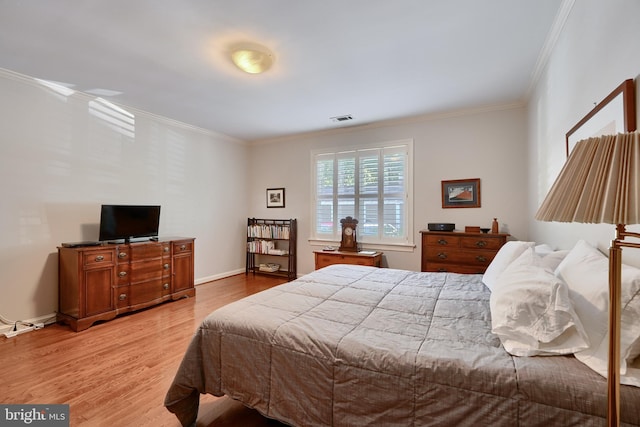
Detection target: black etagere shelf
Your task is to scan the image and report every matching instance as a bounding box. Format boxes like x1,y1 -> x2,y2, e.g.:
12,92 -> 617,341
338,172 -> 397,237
246,218 -> 297,280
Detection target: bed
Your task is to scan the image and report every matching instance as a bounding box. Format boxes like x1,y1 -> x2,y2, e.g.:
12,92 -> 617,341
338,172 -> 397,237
165,255 -> 640,426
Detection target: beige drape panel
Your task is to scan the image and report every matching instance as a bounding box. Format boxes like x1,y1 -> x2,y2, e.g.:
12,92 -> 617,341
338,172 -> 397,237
535,132 -> 640,225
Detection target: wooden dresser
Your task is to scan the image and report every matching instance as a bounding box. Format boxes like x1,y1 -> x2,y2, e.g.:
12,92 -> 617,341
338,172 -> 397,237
314,250 -> 383,269
420,231 -> 508,274
58,237 -> 195,331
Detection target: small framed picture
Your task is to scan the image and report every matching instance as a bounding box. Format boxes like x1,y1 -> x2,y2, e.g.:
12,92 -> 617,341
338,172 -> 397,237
266,188 -> 285,208
442,178 -> 481,208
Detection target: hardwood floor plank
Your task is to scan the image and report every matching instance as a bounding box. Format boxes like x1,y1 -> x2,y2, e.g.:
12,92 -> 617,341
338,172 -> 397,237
0,273 -> 288,427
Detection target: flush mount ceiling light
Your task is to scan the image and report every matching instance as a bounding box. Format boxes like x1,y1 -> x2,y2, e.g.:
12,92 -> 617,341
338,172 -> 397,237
230,43 -> 274,74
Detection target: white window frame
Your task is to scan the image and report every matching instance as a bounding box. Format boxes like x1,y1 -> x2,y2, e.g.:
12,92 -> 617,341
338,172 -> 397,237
309,139 -> 414,252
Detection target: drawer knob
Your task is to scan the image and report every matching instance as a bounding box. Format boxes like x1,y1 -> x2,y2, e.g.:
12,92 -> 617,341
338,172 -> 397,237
180,244 -> 186,250
476,255 -> 487,262
118,252 -> 127,258
119,293 -> 127,301
95,255 -> 104,261
118,271 -> 127,277
163,263 -> 170,269
475,241 -> 487,248
437,239 -> 448,245
437,252 -> 447,259
164,247 -> 170,252
163,283 -> 170,290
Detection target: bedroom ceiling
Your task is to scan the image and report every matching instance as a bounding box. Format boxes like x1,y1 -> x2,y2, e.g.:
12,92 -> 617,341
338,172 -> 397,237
0,0 -> 566,142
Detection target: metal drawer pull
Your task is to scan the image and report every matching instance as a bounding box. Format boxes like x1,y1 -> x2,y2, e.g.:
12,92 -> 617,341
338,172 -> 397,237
164,247 -> 170,252
475,241 -> 487,248
95,255 -> 104,261
119,293 -> 127,301
119,271 -> 127,277
437,239 -> 448,245
438,268 -> 447,272
118,252 -> 127,258
163,263 -> 170,269
163,283 -> 170,290
476,256 -> 487,262
437,252 -> 447,259
180,244 -> 187,250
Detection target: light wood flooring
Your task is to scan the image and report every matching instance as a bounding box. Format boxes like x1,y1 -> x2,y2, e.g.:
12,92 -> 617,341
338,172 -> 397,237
0,273 -> 289,427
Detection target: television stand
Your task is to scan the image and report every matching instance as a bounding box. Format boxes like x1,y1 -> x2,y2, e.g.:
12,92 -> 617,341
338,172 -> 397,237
57,237 -> 195,331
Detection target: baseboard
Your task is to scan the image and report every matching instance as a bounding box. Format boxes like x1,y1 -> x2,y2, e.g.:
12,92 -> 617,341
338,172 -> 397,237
1,272 -> 248,338
195,268 -> 245,285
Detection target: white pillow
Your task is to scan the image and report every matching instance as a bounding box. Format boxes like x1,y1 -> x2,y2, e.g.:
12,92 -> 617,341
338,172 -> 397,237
482,241 -> 535,291
539,250 -> 569,271
490,248 -> 588,356
556,240 -> 640,386
534,243 -> 555,255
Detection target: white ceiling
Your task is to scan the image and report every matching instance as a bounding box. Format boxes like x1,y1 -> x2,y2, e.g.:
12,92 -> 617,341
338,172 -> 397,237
0,0 -> 566,141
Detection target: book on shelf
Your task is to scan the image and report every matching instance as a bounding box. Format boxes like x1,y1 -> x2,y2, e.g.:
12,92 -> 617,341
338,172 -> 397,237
246,241 -> 291,255
247,223 -> 290,239
247,240 -> 275,254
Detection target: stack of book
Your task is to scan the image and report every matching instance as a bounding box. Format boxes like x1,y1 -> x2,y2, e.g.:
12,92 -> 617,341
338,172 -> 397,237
258,263 -> 280,272
268,248 -> 288,256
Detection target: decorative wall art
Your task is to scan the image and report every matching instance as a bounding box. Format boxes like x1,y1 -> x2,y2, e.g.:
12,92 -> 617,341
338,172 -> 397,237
442,178 -> 481,208
266,188 -> 285,208
565,79 -> 636,156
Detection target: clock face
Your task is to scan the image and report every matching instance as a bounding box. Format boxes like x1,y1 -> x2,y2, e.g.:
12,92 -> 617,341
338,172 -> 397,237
344,227 -> 353,236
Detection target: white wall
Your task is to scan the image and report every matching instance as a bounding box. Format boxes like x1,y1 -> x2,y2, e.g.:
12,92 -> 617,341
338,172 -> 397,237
10,0 -> 633,323
527,0 -> 640,260
0,69 -> 249,322
248,105 -> 529,274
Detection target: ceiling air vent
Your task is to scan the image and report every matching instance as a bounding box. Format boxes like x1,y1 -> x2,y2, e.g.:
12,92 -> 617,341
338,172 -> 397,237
330,114 -> 353,123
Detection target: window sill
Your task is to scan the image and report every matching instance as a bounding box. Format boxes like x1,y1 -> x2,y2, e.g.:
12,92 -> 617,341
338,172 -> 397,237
308,239 -> 416,253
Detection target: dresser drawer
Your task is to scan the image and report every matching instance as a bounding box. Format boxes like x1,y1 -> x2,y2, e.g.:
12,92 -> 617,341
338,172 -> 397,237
129,258 -> 170,283
173,241 -> 193,254
425,262 -> 488,274
83,250 -> 114,267
128,279 -> 170,306
425,234 -> 461,247
115,264 -> 130,285
316,254 -> 374,267
130,243 -> 165,260
116,248 -> 129,261
115,285 -> 130,309
315,254 -> 338,269
425,247 -> 495,266
314,251 -> 382,269
459,236 -> 504,250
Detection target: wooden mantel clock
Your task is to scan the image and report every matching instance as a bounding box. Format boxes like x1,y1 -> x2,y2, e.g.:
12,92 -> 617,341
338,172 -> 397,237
339,216 -> 359,252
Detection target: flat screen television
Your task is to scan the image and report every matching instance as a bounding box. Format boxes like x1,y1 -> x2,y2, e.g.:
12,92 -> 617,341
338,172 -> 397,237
98,205 -> 161,242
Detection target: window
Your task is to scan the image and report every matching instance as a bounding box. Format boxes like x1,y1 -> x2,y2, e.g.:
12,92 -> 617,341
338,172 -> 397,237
311,139 -> 413,247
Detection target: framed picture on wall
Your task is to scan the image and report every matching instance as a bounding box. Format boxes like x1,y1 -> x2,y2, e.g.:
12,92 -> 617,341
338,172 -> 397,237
442,178 -> 481,208
266,188 -> 285,208
565,79 -> 636,156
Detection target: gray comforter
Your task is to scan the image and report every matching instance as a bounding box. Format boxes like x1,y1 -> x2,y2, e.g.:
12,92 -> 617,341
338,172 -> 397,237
165,265 -> 640,426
